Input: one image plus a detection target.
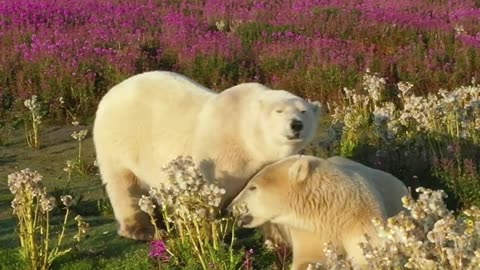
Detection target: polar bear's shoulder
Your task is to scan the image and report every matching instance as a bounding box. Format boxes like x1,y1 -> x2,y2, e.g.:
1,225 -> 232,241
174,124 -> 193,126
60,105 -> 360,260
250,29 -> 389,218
127,71 -> 215,94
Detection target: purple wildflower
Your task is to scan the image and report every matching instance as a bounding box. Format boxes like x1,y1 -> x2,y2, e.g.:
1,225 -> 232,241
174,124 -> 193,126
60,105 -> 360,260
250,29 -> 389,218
242,248 -> 254,270
1,0 -> 480,107
149,240 -> 169,262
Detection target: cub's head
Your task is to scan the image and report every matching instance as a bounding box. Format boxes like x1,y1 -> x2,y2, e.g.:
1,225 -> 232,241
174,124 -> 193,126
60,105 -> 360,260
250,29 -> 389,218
255,91 -> 321,149
228,155 -> 319,228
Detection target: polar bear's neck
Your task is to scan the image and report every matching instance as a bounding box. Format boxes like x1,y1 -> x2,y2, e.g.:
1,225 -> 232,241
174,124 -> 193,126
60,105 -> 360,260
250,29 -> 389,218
278,169 -> 365,233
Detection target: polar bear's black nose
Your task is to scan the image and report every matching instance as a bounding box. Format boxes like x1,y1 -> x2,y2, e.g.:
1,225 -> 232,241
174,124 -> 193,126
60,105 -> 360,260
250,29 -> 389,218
238,214 -> 253,227
290,119 -> 303,132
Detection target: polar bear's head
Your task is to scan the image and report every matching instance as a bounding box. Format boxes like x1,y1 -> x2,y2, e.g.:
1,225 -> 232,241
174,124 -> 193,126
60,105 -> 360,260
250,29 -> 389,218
255,90 -> 321,152
228,155 -> 320,228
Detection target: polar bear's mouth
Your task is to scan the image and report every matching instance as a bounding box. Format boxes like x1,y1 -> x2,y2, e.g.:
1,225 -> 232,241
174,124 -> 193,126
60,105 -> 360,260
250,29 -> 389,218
237,213 -> 272,228
237,214 -> 254,227
286,134 -> 301,140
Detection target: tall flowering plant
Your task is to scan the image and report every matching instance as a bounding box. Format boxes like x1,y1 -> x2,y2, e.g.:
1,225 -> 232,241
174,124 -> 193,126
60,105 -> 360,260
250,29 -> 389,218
138,156 -> 244,270
8,169 -> 89,270
23,95 -> 43,149
327,70 -> 480,207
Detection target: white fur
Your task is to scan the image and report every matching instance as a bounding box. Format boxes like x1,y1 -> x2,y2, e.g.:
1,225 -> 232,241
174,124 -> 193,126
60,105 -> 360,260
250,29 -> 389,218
93,71 -> 321,240
230,155 -> 409,269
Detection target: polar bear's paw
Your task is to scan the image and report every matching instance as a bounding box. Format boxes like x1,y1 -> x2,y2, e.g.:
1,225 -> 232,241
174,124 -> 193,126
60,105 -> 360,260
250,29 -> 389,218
117,216 -> 155,241
118,224 -> 155,241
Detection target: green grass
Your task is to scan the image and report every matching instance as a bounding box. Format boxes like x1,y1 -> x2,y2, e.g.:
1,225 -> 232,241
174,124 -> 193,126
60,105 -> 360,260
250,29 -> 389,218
0,121 -> 292,270
0,122 -> 151,269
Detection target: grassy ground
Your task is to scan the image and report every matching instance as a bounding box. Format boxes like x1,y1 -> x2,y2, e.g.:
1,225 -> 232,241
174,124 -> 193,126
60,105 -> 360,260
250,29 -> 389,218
0,120 -> 288,270
0,121 -> 155,269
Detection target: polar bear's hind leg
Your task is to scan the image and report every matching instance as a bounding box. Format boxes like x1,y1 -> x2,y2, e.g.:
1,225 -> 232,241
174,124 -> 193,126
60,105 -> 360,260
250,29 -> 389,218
99,165 -> 154,241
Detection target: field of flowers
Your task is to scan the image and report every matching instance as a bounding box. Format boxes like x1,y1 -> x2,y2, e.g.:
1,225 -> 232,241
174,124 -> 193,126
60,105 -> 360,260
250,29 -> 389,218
1,0 -> 480,119
1,0 -> 480,269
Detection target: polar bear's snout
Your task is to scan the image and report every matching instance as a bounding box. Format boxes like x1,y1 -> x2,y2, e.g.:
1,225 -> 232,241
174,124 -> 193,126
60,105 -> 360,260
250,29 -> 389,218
290,119 -> 303,132
237,214 -> 254,227
287,119 -> 304,139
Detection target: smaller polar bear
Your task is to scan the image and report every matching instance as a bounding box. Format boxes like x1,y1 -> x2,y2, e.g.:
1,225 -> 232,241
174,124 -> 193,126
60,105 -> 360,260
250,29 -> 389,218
229,155 -> 409,270
93,71 -> 321,240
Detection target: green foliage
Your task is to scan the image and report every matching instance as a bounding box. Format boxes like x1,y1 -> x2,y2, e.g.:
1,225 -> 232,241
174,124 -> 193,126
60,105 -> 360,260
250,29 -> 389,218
324,71 -> 480,208
235,22 -> 292,48
434,155 -> 480,208
0,248 -> 26,269
183,56 -> 240,90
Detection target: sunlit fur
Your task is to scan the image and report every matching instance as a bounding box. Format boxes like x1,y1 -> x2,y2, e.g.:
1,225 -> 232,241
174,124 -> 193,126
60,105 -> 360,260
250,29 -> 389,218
93,71 -> 321,240
230,155 -> 408,270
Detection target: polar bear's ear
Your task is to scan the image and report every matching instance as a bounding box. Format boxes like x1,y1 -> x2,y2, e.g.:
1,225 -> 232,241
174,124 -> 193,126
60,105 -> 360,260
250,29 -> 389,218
310,101 -> 322,114
289,158 -> 310,183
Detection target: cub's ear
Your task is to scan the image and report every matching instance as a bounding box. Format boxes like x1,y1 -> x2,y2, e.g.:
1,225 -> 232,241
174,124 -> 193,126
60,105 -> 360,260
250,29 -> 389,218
310,100 -> 323,115
288,158 -> 311,183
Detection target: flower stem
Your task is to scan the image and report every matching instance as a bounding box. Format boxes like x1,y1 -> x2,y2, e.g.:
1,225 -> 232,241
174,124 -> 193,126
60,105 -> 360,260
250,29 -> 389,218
43,212 -> 50,270
52,207 -> 70,259
185,224 -> 207,269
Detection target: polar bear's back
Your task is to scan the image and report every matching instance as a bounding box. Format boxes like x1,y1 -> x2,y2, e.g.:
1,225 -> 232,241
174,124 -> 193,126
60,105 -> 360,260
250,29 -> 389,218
327,156 -> 408,217
93,71 -> 215,182
98,71 -> 214,111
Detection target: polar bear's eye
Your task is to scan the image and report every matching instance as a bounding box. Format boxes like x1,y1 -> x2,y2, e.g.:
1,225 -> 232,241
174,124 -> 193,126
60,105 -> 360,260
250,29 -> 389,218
301,110 -> 306,114
275,110 -> 283,113
248,186 -> 257,191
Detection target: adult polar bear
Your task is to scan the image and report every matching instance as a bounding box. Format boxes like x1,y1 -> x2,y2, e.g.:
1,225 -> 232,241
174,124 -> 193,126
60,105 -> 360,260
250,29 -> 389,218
93,71 -> 321,240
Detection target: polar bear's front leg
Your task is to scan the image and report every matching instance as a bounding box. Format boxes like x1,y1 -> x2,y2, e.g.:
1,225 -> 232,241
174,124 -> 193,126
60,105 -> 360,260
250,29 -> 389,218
289,229 -> 328,270
100,166 -> 154,240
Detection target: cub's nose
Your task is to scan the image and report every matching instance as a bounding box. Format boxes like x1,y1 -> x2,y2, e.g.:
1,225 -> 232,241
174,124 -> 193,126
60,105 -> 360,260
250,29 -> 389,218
290,119 -> 303,132
238,214 -> 253,227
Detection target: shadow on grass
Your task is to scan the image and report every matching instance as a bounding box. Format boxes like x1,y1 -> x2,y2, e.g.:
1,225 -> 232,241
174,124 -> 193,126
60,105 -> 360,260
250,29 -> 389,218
0,154 -> 16,166
50,216 -> 150,270
0,217 -> 19,249
0,214 -> 147,270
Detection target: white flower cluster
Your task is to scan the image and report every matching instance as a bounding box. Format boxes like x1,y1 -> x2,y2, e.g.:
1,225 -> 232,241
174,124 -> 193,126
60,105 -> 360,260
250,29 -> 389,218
373,102 -> 397,141
63,159 -> 75,173
73,215 -> 89,242
306,242 -> 355,270
8,168 -> 57,214
393,83 -> 479,140
363,69 -> 386,103
331,93 -> 370,135
330,72 -> 480,146
8,169 -> 77,215
215,20 -> 226,31
8,168 -> 43,195
310,188 -> 480,270
24,95 -> 43,124
139,156 -> 226,223
39,195 -> 56,213
60,195 -> 74,207
455,25 -> 465,36
138,194 -> 156,215
24,95 -> 39,111
331,71 -> 381,136
71,129 -> 88,141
